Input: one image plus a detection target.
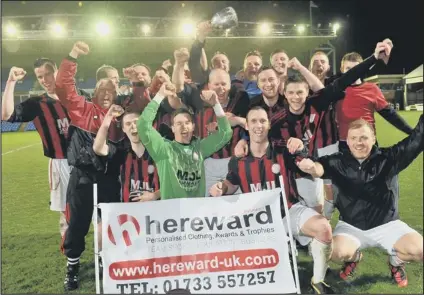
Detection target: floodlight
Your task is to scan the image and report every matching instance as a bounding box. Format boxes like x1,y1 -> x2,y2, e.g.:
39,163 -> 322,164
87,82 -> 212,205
259,22 -> 271,35
96,22 -> 110,36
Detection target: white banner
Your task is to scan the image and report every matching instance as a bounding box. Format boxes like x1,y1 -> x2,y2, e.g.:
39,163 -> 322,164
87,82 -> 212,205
100,189 -> 296,294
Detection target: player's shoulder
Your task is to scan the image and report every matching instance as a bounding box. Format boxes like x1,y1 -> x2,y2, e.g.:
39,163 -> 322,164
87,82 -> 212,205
362,82 -> 381,91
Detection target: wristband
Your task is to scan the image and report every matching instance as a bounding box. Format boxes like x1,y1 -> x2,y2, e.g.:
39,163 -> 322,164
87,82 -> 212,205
213,103 -> 225,117
153,93 -> 165,104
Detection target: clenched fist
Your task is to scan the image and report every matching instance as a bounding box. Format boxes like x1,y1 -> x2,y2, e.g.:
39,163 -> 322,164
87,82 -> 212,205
8,67 -> 26,82
174,48 -> 190,65
287,57 -> 304,71
201,90 -> 219,106
158,82 -> 177,98
70,41 -> 90,59
374,38 -> 393,64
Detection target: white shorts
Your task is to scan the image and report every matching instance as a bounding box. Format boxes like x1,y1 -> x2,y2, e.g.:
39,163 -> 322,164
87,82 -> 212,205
295,177 -> 324,208
204,157 -> 241,197
48,158 -> 70,211
282,202 -> 320,246
317,143 -> 339,185
333,220 -> 418,255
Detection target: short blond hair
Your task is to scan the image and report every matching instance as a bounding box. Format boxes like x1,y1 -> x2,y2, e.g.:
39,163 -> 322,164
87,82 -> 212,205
341,52 -> 363,71
348,118 -> 375,135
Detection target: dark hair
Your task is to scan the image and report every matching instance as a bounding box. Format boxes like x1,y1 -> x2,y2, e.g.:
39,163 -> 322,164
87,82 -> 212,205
284,75 -> 309,91
270,49 -> 288,63
171,107 -> 194,125
246,105 -> 269,120
116,106 -> 141,128
130,63 -> 151,74
33,58 -> 57,71
96,64 -> 118,81
257,66 -> 279,78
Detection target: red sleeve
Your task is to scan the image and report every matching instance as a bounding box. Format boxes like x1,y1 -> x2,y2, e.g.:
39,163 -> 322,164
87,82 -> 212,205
55,57 -> 91,122
371,84 -> 389,111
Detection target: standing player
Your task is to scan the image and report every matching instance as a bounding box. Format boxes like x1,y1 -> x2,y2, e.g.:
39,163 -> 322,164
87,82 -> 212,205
55,41 -> 150,291
270,49 -> 290,95
137,82 -> 233,199
1,58 -> 88,237
297,115 -> 423,287
93,105 -> 160,203
173,48 -> 249,195
209,106 -> 336,294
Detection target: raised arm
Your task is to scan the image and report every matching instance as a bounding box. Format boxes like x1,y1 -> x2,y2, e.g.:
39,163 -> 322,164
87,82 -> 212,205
55,41 -> 91,121
331,39 -> 393,93
378,105 -> 414,135
387,114 -> 423,176
199,91 -> 233,158
288,58 -> 324,92
172,48 -> 190,93
188,21 -> 211,85
93,105 -> 124,156
2,67 -> 27,120
137,83 -> 176,161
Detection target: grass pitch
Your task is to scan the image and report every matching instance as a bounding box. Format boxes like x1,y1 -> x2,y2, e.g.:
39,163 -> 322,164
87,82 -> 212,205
1,112 -> 422,294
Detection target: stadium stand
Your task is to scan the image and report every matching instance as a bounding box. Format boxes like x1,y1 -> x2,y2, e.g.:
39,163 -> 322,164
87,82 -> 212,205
1,122 -> 22,132
25,122 -> 37,131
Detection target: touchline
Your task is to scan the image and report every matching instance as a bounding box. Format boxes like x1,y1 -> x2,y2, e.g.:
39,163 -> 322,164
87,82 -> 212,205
145,205 -> 274,235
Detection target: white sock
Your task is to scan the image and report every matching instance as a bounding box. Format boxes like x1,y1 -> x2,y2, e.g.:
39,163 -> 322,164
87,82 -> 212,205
310,239 -> 332,283
67,257 -> 80,266
389,254 -> 405,267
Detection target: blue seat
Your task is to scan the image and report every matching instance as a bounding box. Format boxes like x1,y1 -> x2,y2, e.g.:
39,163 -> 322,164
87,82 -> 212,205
1,122 -> 21,132
25,121 -> 37,131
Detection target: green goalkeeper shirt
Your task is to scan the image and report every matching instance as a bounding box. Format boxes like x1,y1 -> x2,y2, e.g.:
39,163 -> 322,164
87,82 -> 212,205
137,99 -> 232,199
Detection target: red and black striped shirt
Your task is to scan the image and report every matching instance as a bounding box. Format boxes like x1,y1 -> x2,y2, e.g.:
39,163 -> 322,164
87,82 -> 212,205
194,88 -> 250,159
120,150 -> 159,202
7,94 -> 70,159
226,144 -> 302,217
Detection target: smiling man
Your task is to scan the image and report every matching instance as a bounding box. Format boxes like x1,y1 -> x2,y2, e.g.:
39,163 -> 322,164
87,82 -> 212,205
137,82 -> 232,199
297,115 -> 424,288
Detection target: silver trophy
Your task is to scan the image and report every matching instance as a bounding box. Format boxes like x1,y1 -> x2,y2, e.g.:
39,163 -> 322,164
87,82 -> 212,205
210,7 -> 238,30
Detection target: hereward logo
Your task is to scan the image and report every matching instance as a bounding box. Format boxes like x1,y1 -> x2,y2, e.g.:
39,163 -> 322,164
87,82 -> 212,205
107,214 -> 141,246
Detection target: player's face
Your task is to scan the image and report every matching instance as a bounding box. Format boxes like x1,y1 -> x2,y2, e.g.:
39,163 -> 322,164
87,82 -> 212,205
271,52 -> 289,75
212,54 -> 230,72
257,69 -> 280,99
208,72 -> 231,104
34,64 -> 56,94
246,109 -> 270,143
347,126 -> 376,160
105,69 -> 120,87
284,82 -> 309,114
310,54 -> 330,77
122,113 -> 141,143
244,56 -> 262,75
95,79 -> 117,109
341,60 -> 360,74
172,113 -> 195,144
131,66 -> 151,86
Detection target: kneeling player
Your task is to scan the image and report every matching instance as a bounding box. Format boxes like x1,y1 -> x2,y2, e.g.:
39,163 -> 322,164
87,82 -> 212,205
209,106 -> 335,294
297,116 -> 423,287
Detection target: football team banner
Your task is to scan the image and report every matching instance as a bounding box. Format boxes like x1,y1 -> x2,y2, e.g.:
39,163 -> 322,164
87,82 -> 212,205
99,189 -> 296,294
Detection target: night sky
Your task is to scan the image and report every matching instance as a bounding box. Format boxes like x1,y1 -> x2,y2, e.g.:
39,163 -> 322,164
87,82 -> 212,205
2,0 -> 423,74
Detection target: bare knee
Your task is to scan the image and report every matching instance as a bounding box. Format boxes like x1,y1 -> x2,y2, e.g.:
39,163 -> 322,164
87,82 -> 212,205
302,215 -> 332,243
395,233 -> 423,262
331,236 -> 359,263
